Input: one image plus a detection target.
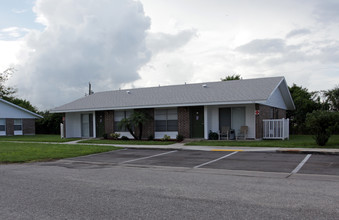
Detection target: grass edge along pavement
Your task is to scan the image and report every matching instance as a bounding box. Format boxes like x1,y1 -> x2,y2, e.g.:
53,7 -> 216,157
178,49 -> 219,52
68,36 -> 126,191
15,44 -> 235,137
0,142 -> 122,163
78,139 -> 175,145
185,135 -> 339,149
0,134 -> 80,143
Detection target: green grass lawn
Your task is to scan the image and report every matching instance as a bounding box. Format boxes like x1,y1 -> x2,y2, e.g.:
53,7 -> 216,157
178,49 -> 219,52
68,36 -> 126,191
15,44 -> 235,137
0,134 -> 79,143
0,142 -> 121,163
185,135 -> 339,149
78,139 -> 175,145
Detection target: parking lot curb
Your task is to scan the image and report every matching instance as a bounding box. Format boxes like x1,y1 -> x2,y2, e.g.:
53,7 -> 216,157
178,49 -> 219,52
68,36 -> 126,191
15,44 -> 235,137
276,149 -> 339,155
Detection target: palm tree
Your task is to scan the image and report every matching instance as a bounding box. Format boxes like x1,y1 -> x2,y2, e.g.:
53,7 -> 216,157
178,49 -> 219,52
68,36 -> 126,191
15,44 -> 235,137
118,111 -> 150,140
323,86 -> 339,111
130,111 -> 150,140
221,74 -> 242,81
118,118 -> 137,139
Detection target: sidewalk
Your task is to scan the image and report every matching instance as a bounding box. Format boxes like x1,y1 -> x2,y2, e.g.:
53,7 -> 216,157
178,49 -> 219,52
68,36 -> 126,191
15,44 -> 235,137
3,140 -> 338,155
65,140 -> 339,155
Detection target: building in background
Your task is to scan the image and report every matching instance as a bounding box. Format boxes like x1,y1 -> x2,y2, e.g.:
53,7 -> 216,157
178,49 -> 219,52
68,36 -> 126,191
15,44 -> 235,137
0,98 -> 43,136
51,77 -> 295,140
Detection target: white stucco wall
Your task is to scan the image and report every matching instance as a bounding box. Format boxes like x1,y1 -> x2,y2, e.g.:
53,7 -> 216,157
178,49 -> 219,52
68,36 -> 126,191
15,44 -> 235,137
65,112 -> 81,138
245,104 -> 255,139
266,87 -> 287,109
206,106 -> 219,133
65,111 -> 96,138
155,131 -> 178,139
205,104 -> 256,139
0,101 -> 37,119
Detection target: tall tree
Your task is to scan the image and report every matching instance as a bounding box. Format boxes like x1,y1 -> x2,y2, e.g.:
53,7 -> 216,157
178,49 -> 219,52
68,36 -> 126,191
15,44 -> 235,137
221,74 -> 242,81
323,86 -> 339,112
36,111 -> 63,134
0,67 -> 16,98
287,84 -> 324,134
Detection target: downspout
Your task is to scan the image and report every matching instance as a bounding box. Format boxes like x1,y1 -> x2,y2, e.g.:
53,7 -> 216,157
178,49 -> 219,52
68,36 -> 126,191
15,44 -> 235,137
204,106 -> 208,139
93,111 -> 96,138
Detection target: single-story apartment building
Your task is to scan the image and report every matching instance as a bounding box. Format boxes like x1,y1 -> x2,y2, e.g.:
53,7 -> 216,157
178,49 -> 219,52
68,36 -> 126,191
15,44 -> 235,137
51,76 -> 295,140
0,98 -> 43,136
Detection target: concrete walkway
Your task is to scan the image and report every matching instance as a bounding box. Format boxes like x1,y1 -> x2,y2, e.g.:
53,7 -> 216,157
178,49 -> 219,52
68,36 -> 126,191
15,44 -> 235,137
62,140 -> 339,155
3,140 -> 339,155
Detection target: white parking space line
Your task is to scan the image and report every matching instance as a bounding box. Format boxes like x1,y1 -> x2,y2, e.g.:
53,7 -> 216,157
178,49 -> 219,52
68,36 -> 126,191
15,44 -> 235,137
290,154 -> 312,175
72,148 -> 127,159
120,150 -> 178,164
194,151 -> 238,169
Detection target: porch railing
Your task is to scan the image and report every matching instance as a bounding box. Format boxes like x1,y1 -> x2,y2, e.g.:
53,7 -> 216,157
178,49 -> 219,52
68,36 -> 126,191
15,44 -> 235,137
263,118 -> 289,140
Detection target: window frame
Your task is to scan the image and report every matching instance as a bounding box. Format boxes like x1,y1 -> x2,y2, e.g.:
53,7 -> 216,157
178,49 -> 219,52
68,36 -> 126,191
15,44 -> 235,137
0,119 -> 6,136
14,119 -> 23,135
114,110 -> 133,132
155,108 -> 178,132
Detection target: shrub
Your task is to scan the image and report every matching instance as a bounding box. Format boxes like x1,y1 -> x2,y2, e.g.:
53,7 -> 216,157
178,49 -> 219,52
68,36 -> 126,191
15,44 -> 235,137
161,134 -> 171,141
176,134 -> 184,142
306,110 -> 339,146
148,135 -> 154,141
120,136 -> 129,140
103,133 -> 108,139
208,131 -> 219,140
109,133 -> 121,140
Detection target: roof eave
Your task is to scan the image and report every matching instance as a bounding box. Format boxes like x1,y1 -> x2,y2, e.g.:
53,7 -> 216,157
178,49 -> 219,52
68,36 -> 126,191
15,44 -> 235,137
50,100 -> 266,113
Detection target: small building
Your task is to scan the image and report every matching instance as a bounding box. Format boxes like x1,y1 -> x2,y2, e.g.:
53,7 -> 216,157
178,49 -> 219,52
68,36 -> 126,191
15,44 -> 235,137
51,76 -> 295,140
0,98 -> 43,136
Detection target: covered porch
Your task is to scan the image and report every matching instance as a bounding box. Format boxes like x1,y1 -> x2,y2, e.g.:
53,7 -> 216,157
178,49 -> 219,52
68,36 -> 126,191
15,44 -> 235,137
203,104 -> 256,140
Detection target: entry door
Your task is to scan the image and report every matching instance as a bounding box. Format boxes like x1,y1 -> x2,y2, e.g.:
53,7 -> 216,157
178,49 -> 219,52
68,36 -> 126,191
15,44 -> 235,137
190,106 -> 204,138
95,111 -> 105,138
81,114 -> 93,138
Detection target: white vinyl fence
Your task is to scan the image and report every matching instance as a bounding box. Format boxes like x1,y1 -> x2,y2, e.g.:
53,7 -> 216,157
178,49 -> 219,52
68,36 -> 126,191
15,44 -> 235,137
263,118 -> 289,140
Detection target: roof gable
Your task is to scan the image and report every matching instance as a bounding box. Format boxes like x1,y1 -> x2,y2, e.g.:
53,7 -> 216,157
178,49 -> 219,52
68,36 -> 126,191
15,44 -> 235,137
51,77 -> 294,112
0,99 -> 42,119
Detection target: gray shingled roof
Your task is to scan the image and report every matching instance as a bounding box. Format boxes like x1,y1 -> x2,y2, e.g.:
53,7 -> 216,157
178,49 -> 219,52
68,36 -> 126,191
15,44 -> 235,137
51,77 -> 291,112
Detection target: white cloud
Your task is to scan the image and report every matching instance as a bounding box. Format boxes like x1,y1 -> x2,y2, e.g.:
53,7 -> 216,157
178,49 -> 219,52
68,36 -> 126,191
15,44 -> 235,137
314,0 -> 339,23
286,29 -> 311,38
10,0 -> 152,110
236,39 -> 286,54
0,27 -> 30,40
146,29 -> 197,54
2,0 -> 339,110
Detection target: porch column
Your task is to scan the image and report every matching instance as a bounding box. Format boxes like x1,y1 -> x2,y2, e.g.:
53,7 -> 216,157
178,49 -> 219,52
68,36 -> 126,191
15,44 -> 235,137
204,106 -> 208,139
92,111 -> 96,138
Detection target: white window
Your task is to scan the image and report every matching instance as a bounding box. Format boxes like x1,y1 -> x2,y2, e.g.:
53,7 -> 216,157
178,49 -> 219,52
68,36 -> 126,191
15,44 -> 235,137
14,119 -> 23,135
0,119 -> 6,136
114,110 -> 133,132
155,108 -> 178,131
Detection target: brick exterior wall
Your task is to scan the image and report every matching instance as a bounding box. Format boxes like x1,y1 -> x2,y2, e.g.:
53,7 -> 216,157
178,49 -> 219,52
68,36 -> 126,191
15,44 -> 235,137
255,104 -> 287,139
23,119 -> 35,135
276,109 -> 286,119
6,119 -> 14,136
104,110 -> 114,134
255,105 -> 271,139
178,107 -> 190,138
4,118 -> 36,136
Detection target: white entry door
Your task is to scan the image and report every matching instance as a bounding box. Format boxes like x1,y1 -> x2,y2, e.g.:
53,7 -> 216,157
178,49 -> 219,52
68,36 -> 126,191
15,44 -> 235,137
81,114 -> 93,138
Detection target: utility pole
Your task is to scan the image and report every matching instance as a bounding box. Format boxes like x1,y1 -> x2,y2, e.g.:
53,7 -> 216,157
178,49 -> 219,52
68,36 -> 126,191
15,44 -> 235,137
88,82 -> 94,95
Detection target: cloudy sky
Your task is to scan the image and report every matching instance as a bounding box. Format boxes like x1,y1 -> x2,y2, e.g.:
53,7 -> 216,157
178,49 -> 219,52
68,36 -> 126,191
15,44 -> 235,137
1,0 -> 338,110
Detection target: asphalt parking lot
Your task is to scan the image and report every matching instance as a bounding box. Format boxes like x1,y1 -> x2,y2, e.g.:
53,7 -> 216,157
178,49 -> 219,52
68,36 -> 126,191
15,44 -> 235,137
61,149 -> 339,176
